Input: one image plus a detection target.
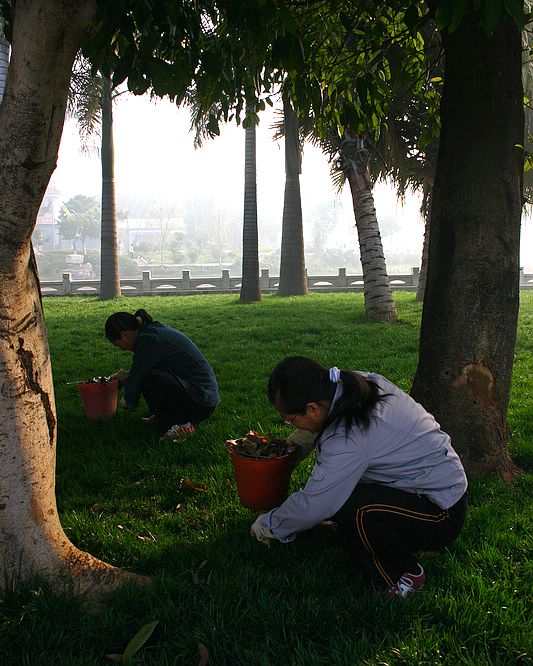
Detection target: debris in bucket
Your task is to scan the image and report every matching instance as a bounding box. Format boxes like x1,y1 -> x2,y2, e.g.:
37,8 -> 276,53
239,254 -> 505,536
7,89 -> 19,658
83,376 -> 114,384
225,431 -> 296,459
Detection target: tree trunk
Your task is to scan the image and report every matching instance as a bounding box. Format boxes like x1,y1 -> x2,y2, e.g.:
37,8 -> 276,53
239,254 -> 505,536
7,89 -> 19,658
411,10 -> 523,478
416,183 -> 432,302
99,75 -> 120,300
240,122 -> 261,302
0,0 -> 138,596
344,145 -> 398,322
0,32 -> 9,104
278,96 -> 307,296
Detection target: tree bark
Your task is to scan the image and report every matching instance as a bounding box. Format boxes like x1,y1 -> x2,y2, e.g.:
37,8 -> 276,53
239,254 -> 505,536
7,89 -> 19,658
344,141 -> 398,322
416,184 -> 432,302
99,75 -> 120,300
278,96 -> 307,296
411,10 -> 523,478
0,0 -> 139,596
240,122 -> 261,302
0,32 -> 9,104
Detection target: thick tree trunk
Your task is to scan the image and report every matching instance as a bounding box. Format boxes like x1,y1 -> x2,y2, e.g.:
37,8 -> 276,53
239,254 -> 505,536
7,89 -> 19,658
0,0 -> 138,596
411,11 -> 523,478
240,123 -> 261,302
99,75 -> 120,300
345,162 -> 398,322
278,96 -> 307,296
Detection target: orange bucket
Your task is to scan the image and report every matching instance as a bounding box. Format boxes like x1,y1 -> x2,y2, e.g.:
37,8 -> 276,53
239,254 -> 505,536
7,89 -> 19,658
229,448 -> 295,511
77,380 -> 118,419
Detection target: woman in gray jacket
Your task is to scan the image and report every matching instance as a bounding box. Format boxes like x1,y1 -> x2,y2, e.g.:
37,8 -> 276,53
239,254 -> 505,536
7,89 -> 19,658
250,356 -> 468,599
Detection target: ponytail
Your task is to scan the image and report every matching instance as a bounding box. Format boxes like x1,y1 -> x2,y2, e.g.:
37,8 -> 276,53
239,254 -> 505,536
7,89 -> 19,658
268,356 -> 386,433
104,308 -> 154,342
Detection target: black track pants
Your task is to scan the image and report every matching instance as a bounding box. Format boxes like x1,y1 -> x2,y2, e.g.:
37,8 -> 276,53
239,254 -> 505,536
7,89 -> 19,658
332,484 -> 467,588
140,368 -> 215,431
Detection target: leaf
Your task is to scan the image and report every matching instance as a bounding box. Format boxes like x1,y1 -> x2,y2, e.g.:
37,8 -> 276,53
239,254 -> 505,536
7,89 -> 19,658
404,4 -> 420,34
198,642 -> 209,666
449,0 -> 468,32
180,479 -> 207,492
105,655 -> 123,663
480,0 -> 503,37
504,0 -> 526,29
435,0 -> 454,30
122,620 -> 159,664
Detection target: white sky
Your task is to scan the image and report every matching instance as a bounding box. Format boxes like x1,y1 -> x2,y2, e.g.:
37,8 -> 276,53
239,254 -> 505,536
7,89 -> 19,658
53,92 -> 533,270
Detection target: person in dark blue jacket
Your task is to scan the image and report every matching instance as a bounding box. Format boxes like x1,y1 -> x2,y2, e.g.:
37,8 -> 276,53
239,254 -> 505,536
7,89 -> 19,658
105,308 -> 220,441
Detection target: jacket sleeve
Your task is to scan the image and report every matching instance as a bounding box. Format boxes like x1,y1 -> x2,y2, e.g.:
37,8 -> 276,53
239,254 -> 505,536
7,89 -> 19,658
123,334 -> 165,407
262,434 -> 368,542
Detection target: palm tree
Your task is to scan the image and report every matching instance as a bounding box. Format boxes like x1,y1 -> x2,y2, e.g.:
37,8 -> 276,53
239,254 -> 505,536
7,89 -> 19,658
0,25 -> 9,105
68,58 -> 120,300
340,133 -> 398,321
240,116 -> 261,302
278,94 -> 307,296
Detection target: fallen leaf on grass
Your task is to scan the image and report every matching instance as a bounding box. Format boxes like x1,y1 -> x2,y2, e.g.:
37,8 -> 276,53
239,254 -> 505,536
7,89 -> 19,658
127,481 -> 143,488
91,503 -> 107,513
106,619 -> 159,664
180,479 -> 207,492
174,503 -> 186,512
198,642 -> 209,666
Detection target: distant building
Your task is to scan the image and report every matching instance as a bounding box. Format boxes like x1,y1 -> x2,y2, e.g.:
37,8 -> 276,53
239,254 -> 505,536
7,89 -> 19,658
34,180 -> 64,251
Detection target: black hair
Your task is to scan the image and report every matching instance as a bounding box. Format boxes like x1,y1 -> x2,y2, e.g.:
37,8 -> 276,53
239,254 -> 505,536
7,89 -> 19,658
104,308 -> 154,342
267,356 -> 386,432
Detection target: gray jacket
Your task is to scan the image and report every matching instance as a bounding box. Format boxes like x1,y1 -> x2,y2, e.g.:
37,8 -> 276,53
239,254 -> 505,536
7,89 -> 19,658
262,373 -> 468,543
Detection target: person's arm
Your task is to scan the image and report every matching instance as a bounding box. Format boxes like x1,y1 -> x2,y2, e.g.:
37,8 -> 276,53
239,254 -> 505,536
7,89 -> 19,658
122,334 -> 165,407
256,434 -> 368,543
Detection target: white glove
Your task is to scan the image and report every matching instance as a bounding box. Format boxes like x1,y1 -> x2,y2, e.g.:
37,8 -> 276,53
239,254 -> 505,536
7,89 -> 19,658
250,515 -> 275,545
287,429 -> 317,463
119,396 -> 129,410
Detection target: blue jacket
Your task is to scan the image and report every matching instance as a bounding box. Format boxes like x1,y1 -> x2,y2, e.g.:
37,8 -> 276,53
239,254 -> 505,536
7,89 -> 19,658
123,322 -> 220,409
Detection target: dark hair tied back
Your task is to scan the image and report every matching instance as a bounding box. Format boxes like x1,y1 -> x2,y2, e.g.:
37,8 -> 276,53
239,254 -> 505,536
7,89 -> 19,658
104,308 -> 154,342
268,356 -> 386,434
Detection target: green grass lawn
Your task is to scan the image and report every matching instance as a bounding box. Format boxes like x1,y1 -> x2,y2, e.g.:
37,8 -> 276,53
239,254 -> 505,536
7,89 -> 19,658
1,292 -> 532,665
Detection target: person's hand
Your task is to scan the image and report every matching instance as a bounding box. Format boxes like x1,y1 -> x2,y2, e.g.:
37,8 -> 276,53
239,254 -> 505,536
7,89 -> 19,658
250,515 -> 275,545
112,368 -> 129,382
287,428 -> 317,464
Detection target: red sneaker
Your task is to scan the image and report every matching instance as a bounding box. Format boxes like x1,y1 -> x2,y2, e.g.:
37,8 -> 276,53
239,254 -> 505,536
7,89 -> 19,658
160,422 -> 195,442
388,564 -> 426,598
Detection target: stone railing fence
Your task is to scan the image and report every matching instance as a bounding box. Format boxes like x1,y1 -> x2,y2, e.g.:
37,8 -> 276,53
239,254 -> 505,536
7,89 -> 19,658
40,267 -> 533,297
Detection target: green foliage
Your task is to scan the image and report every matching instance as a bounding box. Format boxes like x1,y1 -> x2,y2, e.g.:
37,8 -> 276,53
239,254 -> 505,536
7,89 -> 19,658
58,195 -> 101,245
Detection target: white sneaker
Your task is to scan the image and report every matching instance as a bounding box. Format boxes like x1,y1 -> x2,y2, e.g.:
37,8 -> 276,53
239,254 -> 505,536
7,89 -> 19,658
160,422 -> 195,442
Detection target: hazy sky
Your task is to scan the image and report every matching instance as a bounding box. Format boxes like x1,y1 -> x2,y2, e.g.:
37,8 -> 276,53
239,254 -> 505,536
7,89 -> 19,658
53,92 -> 533,269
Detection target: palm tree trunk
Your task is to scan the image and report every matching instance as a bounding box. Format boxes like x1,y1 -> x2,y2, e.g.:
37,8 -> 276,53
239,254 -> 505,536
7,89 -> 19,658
240,122 -> 261,302
345,155 -> 398,322
278,96 -> 307,296
0,32 -> 10,105
99,75 -> 120,300
416,181 -> 433,302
